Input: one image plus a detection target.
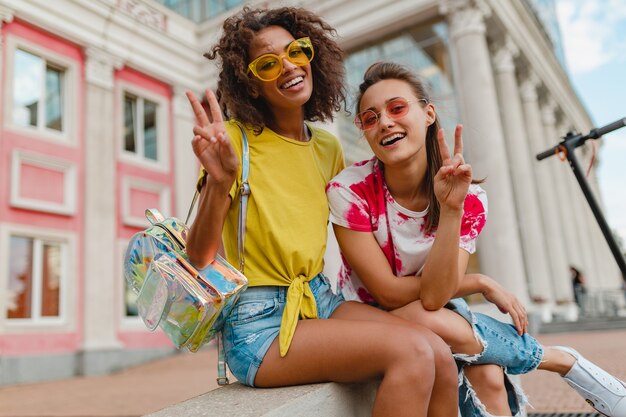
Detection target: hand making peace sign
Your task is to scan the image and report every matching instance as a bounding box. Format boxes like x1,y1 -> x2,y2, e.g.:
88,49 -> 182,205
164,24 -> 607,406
186,89 -> 239,186
433,125 -> 473,212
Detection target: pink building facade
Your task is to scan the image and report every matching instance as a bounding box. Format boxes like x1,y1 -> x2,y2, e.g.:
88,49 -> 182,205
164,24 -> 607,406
0,2 -> 204,384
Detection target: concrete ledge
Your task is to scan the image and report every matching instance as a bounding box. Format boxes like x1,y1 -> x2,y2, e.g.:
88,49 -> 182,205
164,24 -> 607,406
145,380 -> 378,417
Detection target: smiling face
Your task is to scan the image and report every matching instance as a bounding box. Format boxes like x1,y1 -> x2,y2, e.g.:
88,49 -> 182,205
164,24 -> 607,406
248,26 -> 313,114
358,79 -> 436,167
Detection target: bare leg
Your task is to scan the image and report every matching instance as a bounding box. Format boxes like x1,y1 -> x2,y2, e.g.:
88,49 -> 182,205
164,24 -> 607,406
255,301 -> 458,417
331,301 -> 459,417
536,346 -> 576,375
392,299 -> 483,355
391,300 -> 517,415
464,365 -> 512,416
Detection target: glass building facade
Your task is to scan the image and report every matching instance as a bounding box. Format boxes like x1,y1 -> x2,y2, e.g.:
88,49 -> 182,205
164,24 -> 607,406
340,22 -> 459,165
525,0 -> 567,68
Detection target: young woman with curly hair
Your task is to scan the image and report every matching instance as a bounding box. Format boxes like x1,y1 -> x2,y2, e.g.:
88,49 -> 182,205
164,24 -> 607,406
184,7 -> 459,417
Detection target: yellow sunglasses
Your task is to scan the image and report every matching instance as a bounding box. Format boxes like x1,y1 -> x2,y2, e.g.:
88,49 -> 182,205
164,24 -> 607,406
247,37 -> 314,82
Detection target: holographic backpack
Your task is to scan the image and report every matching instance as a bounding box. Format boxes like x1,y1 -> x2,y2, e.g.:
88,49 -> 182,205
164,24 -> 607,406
123,209 -> 248,352
123,125 -> 251,385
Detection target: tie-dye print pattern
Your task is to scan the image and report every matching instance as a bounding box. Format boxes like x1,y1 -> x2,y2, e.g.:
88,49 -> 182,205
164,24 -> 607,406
327,157 -> 488,304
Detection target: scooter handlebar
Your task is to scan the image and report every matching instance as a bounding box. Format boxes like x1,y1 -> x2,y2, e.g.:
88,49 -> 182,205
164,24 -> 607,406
536,117 -> 625,160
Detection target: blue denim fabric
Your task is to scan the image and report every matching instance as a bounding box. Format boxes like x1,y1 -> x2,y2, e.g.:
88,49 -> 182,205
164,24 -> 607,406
458,367 -> 525,417
222,273 -> 345,387
447,298 -> 544,416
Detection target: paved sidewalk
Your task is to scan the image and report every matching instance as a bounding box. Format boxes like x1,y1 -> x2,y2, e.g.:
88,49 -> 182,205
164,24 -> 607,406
0,348 -> 222,417
1,329 -> 625,417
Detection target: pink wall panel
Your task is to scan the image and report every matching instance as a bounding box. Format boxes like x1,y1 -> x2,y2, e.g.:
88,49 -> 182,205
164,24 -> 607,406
129,188 -> 161,218
19,163 -> 66,204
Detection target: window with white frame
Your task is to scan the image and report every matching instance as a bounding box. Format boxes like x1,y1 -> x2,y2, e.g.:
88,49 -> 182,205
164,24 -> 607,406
124,93 -> 159,162
6,235 -> 65,321
13,48 -> 66,133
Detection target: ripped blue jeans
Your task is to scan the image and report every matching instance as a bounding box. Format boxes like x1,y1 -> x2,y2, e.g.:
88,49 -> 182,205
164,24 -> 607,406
447,298 -> 544,417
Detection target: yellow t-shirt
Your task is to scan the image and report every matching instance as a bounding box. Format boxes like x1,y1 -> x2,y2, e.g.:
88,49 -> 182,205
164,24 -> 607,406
203,120 -> 345,356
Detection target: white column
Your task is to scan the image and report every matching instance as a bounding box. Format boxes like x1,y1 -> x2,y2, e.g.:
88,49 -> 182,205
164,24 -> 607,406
539,100 -> 575,303
172,86 -> 200,221
83,47 -> 124,351
542,102 -> 583,265
443,2 -> 529,299
520,74 -> 570,306
492,41 -> 551,304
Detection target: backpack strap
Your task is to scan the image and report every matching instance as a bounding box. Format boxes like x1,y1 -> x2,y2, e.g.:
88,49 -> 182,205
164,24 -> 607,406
216,332 -> 229,386
221,125 -> 250,385
238,125 -> 250,273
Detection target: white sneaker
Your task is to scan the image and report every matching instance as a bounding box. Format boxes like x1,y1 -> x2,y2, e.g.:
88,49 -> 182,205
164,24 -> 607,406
553,346 -> 626,417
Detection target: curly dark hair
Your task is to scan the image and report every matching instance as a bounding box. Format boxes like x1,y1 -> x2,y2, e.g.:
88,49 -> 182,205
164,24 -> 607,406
357,62 -> 482,232
205,6 -> 346,132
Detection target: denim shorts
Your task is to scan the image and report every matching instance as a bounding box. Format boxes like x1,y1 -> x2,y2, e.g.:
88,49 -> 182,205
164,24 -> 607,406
447,298 -> 544,417
222,273 -> 345,387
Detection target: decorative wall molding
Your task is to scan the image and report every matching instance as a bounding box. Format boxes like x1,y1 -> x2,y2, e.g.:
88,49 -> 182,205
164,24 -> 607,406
491,36 -> 519,73
85,47 -> 125,90
115,0 -> 167,32
541,98 -> 558,125
447,7 -> 486,39
439,0 -> 470,15
0,4 -> 14,50
10,150 -> 77,216
0,4 -> 15,23
441,0 -> 491,40
519,72 -> 540,102
121,177 -> 171,228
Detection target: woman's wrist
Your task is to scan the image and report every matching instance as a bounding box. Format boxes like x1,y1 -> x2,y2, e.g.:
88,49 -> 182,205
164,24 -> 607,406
476,274 -> 496,294
439,206 -> 464,219
208,176 -> 235,196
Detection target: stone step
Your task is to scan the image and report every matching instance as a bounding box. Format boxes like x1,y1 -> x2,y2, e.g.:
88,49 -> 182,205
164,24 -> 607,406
539,317 -> 626,334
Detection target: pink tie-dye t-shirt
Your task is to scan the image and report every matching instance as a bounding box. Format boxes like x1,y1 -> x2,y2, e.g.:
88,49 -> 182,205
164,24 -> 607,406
326,157 -> 488,304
